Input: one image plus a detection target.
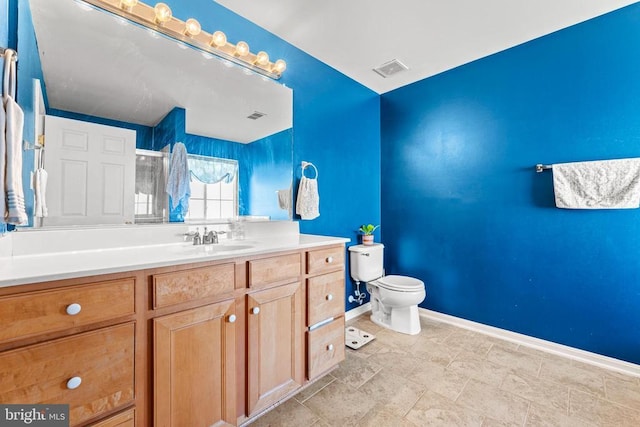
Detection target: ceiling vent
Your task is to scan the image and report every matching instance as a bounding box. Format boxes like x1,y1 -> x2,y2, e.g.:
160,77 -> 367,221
247,111 -> 266,120
373,59 -> 408,78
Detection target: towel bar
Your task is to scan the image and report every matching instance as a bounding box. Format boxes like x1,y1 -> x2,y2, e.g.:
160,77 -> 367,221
535,164 -> 553,173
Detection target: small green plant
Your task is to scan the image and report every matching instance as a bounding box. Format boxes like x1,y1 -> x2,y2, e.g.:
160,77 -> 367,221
358,224 -> 379,235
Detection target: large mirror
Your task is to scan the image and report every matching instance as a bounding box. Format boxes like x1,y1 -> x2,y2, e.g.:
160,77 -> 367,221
25,0 -> 293,226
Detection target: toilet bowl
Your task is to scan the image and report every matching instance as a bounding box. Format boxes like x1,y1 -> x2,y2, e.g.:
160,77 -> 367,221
348,244 -> 426,335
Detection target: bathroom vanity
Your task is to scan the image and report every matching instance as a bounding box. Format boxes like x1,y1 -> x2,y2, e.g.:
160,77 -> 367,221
0,223 -> 348,426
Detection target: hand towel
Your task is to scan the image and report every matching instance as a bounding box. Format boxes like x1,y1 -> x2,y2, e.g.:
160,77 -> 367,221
34,168 -> 48,218
166,142 -> 190,213
277,188 -> 291,211
296,176 -> 319,220
3,50 -> 27,225
553,158 -> 640,209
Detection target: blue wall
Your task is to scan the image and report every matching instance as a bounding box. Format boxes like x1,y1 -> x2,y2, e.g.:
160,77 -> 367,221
381,3 -> 640,364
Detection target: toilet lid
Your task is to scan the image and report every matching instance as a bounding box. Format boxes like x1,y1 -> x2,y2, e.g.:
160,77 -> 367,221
374,275 -> 424,292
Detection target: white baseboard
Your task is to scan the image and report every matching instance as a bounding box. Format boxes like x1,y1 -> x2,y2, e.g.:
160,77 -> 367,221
344,305 -> 640,378
345,302 -> 371,322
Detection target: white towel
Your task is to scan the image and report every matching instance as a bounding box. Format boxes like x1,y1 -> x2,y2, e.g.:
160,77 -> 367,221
166,142 -> 190,212
296,176 -> 319,220
553,158 -> 640,209
277,188 -> 291,211
3,50 -> 27,225
34,168 -> 48,218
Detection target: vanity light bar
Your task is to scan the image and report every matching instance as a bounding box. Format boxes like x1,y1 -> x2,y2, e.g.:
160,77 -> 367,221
80,0 -> 287,79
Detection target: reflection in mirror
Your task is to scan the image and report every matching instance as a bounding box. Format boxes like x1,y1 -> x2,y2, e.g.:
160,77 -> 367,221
25,0 -> 294,227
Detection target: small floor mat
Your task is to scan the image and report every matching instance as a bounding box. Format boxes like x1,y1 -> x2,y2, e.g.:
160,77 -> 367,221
345,326 -> 376,350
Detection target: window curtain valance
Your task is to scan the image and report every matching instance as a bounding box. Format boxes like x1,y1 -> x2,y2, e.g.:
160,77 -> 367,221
188,155 -> 238,184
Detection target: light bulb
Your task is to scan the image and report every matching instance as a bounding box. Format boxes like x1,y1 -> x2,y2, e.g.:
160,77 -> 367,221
273,59 -> 287,73
255,51 -> 269,66
235,41 -> 250,57
154,3 -> 172,24
210,31 -> 227,47
120,0 -> 138,8
184,18 -> 201,36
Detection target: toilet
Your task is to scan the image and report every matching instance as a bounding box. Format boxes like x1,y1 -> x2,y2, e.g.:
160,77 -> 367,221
348,243 -> 426,335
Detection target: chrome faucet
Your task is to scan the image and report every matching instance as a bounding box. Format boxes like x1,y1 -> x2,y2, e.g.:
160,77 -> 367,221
206,229 -> 225,244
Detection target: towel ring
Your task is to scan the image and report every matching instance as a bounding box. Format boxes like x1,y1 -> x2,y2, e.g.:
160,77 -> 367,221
301,161 -> 318,179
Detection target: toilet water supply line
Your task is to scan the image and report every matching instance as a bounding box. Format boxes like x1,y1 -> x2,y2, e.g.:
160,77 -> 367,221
348,281 -> 367,305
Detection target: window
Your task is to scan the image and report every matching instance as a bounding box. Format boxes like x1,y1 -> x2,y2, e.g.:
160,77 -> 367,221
184,155 -> 238,221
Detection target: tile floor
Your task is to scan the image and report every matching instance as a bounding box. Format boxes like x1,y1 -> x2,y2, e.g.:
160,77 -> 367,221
248,315 -> 640,426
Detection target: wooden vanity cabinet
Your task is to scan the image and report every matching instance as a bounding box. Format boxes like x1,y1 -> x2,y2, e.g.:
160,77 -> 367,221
2,242 -> 346,427
305,245 -> 346,381
0,276 -> 138,427
153,299 -> 236,427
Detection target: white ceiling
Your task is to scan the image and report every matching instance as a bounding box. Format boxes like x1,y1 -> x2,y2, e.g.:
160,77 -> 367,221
217,0 -> 638,94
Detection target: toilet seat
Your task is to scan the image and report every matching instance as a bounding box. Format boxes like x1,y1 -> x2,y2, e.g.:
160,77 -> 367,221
372,275 -> 424,292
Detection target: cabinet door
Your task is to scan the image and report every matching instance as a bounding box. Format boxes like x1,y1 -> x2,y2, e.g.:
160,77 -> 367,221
247,282 -> 303,416
154,299 -> 236,427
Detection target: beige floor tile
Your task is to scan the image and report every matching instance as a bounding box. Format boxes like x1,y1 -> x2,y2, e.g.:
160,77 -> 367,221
480,417 -> 521,427
294,374 -> 335,403
249,315 -> 639,427
444,330 -> 496,355
525,402 -> 597,427
409,359 -> 470,401
247,398 -> 319,427
356,407 -> 418,427
604,375 -> 640,409
367,345 -> 421,379
304,381 -> 376,426
448,351 -> 513,387
570,389 -> 640,427
375,327 -> 422,348
500,371 -> 569,413
357,370 -> 426,417
456,378 -> 530,425
539,358 -> 605,397
405,389 -> 484,427
486,345 -> 542,377
331,352 -> 382,388
408,336 -> 461,366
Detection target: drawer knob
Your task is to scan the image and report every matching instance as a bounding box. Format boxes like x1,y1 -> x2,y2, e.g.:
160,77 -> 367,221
228,314 -> 237,323
66,376 -> 82,390
66,303 -> 82,316
326,256 -> 333,264
327,344 -> 334,351
326,294 -> 333,301
251,307 -> 260,315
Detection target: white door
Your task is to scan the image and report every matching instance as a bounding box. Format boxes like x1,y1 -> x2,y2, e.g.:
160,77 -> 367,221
44,116 -> 136,226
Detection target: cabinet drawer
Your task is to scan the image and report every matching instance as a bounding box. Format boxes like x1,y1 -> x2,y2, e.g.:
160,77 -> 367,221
89,408 -> 135,427
307,317 -> 345,380
0,278 -> 134,344
248,253 -> 301,287
153,263 -> 235,308
306,246 -> 344,275
307,271 -> 345,326
0,323 -> 135,426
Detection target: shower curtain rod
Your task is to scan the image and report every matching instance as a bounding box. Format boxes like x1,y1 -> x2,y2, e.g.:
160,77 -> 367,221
0,47 -> 17,61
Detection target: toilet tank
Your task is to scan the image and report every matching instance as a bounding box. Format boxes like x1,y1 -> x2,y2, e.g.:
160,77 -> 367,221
348,243 -> 384,282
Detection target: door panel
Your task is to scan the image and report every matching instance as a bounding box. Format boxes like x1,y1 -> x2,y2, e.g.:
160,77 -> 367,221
44,116 -> 135,226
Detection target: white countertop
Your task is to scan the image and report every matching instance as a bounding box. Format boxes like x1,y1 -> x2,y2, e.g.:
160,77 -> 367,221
0,233 -> 349,289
